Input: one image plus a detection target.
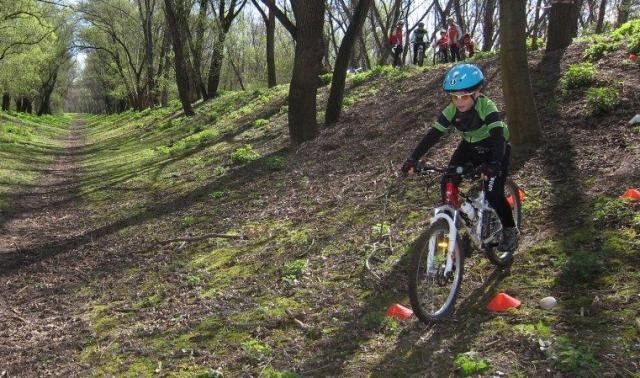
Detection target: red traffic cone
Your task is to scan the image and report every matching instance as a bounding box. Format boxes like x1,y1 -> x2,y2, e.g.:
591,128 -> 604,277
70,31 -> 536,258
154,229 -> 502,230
385,303 -> 414,320
487,292 -> 521,312
621,188 -> 640,201
518,188 -> 526,203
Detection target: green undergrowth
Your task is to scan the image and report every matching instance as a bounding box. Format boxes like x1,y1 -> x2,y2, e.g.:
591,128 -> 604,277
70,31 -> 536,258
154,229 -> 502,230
10,39 -> 639,376
0,111 -> 70,210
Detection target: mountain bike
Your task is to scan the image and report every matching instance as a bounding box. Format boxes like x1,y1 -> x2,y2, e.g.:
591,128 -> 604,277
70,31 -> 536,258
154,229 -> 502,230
392,44 -> 403,67
414,43 -> 425,66
407,163 -> 524,323
433,47 -> 448,65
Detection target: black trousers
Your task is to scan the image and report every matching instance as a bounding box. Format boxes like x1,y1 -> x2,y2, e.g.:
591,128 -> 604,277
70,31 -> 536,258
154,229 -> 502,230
450,43 -> 463,62
440,141 -> 515,228
392,45 -> 403,67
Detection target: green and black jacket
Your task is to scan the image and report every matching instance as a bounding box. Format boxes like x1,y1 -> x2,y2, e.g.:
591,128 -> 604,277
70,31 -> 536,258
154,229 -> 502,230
410,95 -> 509,163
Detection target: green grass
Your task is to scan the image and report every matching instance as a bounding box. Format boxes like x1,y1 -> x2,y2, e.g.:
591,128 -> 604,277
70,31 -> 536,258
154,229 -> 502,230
6,42 -> 639,377
0,112 -> 69,210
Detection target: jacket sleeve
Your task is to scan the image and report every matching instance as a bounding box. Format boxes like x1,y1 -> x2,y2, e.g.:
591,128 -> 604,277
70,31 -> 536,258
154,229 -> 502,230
410,128 -> 445,161
409,104 -> 456,160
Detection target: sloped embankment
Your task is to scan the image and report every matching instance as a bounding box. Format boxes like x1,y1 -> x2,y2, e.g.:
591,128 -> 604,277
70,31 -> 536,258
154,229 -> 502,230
1,38 -> 639,376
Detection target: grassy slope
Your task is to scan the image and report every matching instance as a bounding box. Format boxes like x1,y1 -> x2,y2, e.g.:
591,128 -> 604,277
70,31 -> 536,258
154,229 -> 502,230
6,37 -> 640,376
0,111 -> 70,210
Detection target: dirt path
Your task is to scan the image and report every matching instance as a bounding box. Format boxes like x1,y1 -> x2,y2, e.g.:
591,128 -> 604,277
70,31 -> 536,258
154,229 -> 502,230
0,117 -> 92,376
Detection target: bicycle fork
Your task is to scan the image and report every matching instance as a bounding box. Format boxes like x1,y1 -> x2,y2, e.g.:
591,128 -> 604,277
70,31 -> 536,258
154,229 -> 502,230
430,209 -> 458,277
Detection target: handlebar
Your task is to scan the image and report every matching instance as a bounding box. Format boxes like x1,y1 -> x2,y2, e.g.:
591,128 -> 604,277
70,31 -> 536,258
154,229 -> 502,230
415,162 -> 482,180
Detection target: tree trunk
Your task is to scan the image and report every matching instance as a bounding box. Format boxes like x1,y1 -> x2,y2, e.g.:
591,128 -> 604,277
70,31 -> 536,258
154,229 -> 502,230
1,93 -> 9,111
453,0 -> 466,31
251,0 -> 277,87
138,0 -> 156,107
615,0 -> 631,27
38,69 -> 58,115
23,98 -> 32,114
325,0 -> 371,125
529,0 -> 544,49
206,32 -> 227,97
15,98 -> 23,112
499,0 -> 541,148
193,0 -> 209,98
164,0 -> 195,116
545,0 -> 581,52
595,0 -> 607,33
266,2 -> 277,87
482,0 -> 497,51
289,1 -> 325,144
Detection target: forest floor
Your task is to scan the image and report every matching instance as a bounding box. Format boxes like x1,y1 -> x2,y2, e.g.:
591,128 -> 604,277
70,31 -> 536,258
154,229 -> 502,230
1,40 -> 640,377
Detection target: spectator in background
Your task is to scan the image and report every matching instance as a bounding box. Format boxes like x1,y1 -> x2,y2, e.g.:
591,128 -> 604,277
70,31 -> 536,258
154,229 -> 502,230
389,21 -> 404,67
462,34 -> 476,59
447,17 -> 463,62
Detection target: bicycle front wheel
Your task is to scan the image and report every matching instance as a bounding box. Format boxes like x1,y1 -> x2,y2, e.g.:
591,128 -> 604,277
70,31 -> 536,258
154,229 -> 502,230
408,219 -> 464,323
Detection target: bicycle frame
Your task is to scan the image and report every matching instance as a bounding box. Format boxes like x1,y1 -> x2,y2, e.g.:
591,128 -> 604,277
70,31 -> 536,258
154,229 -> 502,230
427,177 -> 502,277
463,189 -> 503,248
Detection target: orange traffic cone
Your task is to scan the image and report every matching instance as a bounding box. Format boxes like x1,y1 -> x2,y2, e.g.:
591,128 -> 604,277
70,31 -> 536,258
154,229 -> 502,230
385,303 -> 414,320
518,188 -> 526,202
621,188 -> 640,201
486,292 -> 521,312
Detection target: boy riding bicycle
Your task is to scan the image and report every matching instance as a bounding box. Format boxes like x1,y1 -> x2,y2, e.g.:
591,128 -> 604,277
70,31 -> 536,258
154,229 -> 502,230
401,63 -> 518,252
412,22 -> 428,65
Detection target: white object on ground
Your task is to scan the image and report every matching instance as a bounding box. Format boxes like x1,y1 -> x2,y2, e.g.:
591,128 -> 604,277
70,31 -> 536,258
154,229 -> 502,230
629,114 -> 640,124
539,296 -> 557,310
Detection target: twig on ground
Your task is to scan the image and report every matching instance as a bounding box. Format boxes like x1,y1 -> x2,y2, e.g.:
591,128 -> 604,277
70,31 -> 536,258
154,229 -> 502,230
156,232 -> 245,245
285,308 -> 309,330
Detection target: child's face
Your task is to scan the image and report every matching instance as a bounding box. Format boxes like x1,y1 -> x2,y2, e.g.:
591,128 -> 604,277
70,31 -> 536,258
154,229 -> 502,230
450,90 -> 478,112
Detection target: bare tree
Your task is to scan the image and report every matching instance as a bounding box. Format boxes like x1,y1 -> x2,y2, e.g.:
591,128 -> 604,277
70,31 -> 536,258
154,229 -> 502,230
499,0 -> 541,148
251,0 -> 276,87
325,0 -> 371,125
164,0 -> 194,116
482,0 -> 497,51
289,1 -> 325,144
595,0 -> 607,33
546,0 -> 582,52
207,0 -> 248,98
615,0 -> 632,27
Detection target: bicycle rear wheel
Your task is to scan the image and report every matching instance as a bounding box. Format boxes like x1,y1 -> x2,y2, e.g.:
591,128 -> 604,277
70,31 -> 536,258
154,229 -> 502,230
485,178 -> 522,267
408,219 -> 464,323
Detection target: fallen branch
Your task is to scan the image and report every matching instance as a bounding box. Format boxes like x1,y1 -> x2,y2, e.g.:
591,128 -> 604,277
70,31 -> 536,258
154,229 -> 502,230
157,232 -> 245,245
285,309 -> 309,330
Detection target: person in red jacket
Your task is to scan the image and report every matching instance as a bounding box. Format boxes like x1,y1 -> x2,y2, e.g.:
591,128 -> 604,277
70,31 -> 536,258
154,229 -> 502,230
431,29 -> 449,63
447,17 -> 463,62
389,21 -> 404,67
462,34 -> 476,58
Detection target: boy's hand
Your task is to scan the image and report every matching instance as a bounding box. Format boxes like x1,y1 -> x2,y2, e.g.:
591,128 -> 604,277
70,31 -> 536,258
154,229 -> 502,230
401,158 -> 417,176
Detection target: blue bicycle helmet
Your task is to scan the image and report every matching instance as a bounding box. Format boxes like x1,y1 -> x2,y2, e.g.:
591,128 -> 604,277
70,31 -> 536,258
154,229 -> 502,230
442,64 -> 484,92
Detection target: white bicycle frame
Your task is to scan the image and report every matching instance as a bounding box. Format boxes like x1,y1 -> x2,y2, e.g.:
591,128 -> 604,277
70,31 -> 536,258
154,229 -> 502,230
426,189 -> 503,277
